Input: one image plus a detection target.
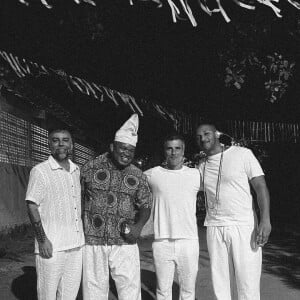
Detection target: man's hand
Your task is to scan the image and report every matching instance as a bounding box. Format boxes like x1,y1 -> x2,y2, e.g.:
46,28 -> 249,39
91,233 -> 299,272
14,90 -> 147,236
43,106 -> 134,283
250,176 -> 271,247
38,238 -> 53,258
123,224 -> 143,244
256,220 -> 272,247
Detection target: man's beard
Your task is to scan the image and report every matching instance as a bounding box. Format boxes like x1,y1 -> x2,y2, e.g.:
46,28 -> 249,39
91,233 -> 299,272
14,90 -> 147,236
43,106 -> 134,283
52,149 -> 70,161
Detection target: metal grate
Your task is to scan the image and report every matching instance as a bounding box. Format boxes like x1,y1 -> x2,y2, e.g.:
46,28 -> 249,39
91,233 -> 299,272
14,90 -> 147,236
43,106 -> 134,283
226,120 -> 300,143
0,111 -> 30,166
0,111 -> 95,167
30,124 -> 50,165
74,142 -> 95,167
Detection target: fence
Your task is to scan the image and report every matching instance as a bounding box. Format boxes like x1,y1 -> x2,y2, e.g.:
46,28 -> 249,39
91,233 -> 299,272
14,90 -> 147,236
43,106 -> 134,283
0,111 -> 96,230
225,120 -> 299,143
0,111 -> 96,167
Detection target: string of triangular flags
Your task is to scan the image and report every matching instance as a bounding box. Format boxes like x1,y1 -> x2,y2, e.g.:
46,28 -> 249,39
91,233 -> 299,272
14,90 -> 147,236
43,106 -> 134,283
140,0 -> 300,26
16,0 -> 300,27
0,50 -> 194,134
18,0 -> 96,9
0,50 -> 143,115
0,82 -> 89,131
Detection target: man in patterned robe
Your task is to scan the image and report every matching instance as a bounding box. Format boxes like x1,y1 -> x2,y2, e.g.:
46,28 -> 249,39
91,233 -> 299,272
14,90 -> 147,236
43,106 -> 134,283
81,114 -> 152,300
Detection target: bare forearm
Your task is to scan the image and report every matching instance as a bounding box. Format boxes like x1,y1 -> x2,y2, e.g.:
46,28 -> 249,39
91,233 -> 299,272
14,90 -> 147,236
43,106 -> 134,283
251,176 -> 271,223
256,189 -> 271,222
124,207 -> 151,243
135,207 -> 151,229
26,201 -> 47,243
250,176 -> 271,245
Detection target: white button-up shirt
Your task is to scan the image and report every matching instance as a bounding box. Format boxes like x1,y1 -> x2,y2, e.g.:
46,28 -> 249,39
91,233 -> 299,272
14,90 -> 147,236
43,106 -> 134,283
26,155 -> 84,253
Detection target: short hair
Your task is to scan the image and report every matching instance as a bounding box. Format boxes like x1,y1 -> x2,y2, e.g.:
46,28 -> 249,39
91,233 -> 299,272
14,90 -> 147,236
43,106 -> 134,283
163,133 -> 185,146
48,129 -> 73,141
197,123 -> 217,131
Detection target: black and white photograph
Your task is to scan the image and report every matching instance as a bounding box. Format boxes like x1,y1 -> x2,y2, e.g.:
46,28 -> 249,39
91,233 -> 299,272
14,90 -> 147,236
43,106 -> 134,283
0,1 -> 299,299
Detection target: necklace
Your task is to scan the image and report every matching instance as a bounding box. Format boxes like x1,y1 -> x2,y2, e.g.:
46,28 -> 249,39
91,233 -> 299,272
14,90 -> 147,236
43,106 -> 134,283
202,146 -> 224,214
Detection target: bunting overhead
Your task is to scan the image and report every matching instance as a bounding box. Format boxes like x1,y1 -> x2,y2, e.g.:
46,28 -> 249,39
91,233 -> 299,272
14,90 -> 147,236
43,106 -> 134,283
1,50 -> 298,141
18,0 -> 97,9
15,0 -> 300,26
0,50 -> 194,134
0,50 -> 143,115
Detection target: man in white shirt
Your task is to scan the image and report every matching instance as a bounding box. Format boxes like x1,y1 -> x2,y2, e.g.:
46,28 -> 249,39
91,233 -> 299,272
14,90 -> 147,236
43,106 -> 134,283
25,129 -> 84,300
145,134 -> 200,300
196,122 -> 272,300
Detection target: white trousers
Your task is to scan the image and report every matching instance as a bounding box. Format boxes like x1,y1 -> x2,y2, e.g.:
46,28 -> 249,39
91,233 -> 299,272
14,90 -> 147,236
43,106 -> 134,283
207,226 -> 262,300
152,239 -> 199,300
36,247 -> 83,300
82,244 -> 141,300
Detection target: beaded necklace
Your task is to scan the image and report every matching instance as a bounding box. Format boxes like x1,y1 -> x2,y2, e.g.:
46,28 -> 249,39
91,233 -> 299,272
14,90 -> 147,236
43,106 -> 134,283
202,146 -> 224,214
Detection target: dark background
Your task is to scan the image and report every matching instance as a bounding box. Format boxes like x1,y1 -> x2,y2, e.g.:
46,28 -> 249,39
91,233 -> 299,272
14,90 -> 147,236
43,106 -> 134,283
1,0 -> 300,121
0,0 -> 299,226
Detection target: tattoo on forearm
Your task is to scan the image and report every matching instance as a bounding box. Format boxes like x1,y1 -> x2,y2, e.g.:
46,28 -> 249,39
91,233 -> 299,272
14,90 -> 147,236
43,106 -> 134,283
32,220 -> 46,243
27,204 -> 46,243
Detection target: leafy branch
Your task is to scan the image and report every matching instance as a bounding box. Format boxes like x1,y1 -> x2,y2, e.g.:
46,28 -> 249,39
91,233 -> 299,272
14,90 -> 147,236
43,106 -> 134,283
221,51 -> 295,102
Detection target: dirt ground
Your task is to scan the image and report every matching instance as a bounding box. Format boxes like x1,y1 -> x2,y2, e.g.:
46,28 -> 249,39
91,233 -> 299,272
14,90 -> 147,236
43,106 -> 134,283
0,226 -> 299,300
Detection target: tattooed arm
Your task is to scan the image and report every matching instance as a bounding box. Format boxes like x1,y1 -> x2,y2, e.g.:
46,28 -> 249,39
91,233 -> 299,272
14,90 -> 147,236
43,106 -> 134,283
26,201 -> 53,258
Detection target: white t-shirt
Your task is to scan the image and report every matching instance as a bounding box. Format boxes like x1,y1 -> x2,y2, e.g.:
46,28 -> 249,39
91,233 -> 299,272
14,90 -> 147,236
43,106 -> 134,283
198,146 -> 264,226
26,156 -> 85,253
144,166 -> 200,240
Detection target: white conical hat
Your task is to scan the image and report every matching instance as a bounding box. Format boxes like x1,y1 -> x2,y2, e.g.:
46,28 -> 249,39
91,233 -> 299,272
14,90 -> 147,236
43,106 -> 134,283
114,114 -> 139,147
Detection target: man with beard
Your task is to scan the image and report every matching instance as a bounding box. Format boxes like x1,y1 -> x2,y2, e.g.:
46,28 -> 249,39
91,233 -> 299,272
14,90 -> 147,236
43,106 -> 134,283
26,129 -> 84,300
196,122 -> 271,300
144,134 -> 200,300
81,114 -> 152,300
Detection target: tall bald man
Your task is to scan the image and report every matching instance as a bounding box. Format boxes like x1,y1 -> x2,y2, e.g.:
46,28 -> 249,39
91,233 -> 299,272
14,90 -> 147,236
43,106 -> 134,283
196,122 -> 271,300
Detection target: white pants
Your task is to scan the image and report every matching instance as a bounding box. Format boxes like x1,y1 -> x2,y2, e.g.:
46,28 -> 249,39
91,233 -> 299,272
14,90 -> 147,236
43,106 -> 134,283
82,244 -> 141,300
207,226 -> 262,300
36,246 -> 83,300
152,239 -> 199,300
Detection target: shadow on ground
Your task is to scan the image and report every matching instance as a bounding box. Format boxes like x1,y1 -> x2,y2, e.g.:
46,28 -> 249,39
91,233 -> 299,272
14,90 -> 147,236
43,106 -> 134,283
140,269 -> 180,300
9,226 -> 299,299
263,226 -> 300,290
11,266 -> 37,300
261,145 -> 300,290
10,266 -> 181,300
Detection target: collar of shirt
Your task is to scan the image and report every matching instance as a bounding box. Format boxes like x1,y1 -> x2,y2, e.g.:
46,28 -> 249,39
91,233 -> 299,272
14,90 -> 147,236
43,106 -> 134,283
48,155 -> 79,173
